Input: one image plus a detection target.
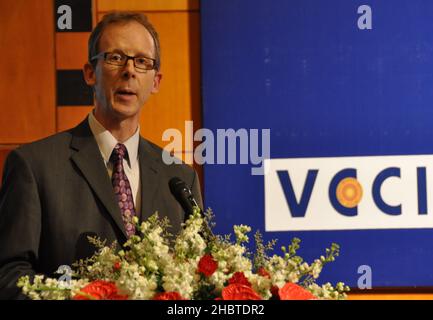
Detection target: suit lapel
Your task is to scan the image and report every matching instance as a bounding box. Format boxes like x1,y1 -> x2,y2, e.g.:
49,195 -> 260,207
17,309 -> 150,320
138,137 -> 161,222
69,119 -> 128,239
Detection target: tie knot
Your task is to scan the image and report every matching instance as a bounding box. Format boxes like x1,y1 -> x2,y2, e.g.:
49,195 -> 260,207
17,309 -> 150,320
111,143 -> 128,161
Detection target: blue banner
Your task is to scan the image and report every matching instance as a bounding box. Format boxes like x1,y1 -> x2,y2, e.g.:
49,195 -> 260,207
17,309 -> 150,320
201,0 -> 433,288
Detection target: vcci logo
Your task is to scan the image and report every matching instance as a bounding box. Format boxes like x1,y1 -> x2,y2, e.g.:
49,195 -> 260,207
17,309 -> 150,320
264,155 -> 433,231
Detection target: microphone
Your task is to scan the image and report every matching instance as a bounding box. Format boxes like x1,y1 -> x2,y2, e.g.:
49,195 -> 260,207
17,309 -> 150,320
169,177 -> 201,218
169,177 -> 214,240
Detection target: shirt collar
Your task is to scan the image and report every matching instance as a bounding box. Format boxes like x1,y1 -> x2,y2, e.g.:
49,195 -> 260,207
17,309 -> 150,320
88,110 -> 140,168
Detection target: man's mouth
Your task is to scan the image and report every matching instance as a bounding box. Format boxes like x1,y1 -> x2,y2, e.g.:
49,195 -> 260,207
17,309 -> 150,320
115,88 -> 137,96
115,88 -> 137,102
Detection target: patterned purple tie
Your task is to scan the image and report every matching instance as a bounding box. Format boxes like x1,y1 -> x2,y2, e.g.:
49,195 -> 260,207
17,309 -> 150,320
111,143 -> 136,238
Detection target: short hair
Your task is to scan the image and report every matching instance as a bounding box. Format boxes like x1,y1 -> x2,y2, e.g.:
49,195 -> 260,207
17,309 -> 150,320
88,11 -> 161,71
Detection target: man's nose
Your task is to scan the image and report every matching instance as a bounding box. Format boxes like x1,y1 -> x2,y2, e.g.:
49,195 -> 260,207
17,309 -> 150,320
121,59 -> 136,79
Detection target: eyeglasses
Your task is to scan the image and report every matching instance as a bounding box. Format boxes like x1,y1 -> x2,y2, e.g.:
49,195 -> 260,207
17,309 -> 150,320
91,51 -> 157,72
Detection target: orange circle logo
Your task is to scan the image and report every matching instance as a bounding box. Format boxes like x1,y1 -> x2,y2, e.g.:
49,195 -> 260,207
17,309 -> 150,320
336,177 -> 363,208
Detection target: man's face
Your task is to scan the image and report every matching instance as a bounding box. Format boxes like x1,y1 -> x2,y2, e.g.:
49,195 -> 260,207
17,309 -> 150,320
84,21 -> 161,122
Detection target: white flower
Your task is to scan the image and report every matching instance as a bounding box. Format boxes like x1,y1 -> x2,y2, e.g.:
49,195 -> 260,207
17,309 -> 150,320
116,263 -> 158,299
311,259 -> 323,279
162,260 -> 196,299
209,271 -> 229,291
234,225 -> 251,244
246,272 -> 272,299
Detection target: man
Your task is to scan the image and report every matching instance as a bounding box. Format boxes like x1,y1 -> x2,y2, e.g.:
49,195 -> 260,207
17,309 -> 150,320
0,12 -> 202,299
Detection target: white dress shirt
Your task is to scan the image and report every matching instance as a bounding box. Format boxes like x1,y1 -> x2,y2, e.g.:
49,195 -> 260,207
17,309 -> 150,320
88,111 -> 141,215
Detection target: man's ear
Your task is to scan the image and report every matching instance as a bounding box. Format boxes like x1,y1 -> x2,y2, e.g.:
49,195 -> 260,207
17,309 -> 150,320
83,62 -> 96,86
151,71 -> 162,94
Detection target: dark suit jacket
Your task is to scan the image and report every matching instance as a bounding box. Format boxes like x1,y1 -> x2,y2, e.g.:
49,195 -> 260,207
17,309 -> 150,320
0,118 -> 202,299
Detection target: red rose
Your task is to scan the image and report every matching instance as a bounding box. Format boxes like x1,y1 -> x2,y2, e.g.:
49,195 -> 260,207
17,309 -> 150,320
228,272 -> 252,287
153,292 -> 185,300
257,267 -> 271,279
198,254 -> 218,277
270,285 -> 280,298
221,284 -> 262,300
73,280 -> 128,300
113,261 -> 121,271
278,282 -> 317,300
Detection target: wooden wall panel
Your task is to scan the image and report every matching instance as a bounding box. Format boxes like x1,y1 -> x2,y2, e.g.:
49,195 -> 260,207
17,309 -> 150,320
97,0 -> 199,12
56,33 -> 90,70
0,147 -> 16,184
57,106 -> 94,132
139,12 -> 201,151
349,292 -> 433,300
0,0 -> 56,144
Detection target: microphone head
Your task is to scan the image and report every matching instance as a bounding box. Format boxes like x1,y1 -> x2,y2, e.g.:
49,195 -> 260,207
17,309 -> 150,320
169,177 -> 189,198
169,177 -> 194,217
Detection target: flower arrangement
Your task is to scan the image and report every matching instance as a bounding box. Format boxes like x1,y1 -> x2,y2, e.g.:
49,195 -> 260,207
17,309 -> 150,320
17,208 -> 349,300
